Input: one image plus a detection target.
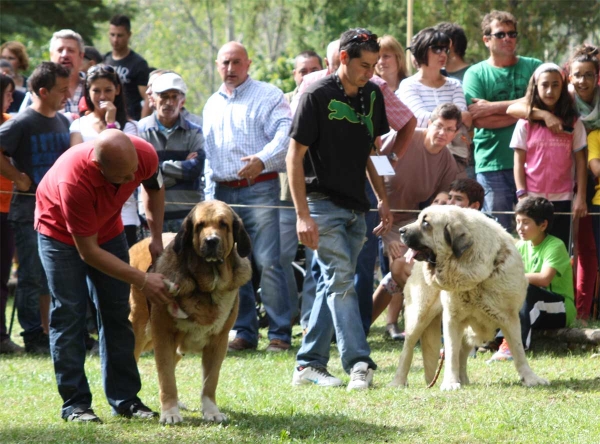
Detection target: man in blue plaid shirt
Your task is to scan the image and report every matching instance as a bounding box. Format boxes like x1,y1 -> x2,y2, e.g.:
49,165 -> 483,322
202,42 -> 293,353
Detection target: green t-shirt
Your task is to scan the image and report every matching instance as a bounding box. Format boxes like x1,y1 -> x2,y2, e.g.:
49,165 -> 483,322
516,235 -> 575,326
463,56 -> 542,173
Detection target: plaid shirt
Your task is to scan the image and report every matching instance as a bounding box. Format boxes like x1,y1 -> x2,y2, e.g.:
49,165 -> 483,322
202,77 -> 292,182
370,75 -> 413,131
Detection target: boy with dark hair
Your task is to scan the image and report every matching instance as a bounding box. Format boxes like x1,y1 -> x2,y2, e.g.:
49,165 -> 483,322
489,196 -> 575,361
104,14 -> 149,120
435,22 -> 470,82
0,61 -> 71,353
448,178 -> 484,209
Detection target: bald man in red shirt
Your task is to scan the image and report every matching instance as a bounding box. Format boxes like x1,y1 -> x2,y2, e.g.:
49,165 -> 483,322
35,130 -> 171,423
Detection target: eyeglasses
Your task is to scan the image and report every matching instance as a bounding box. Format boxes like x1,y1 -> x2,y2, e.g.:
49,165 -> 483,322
431,122 -> 457,134
486,31 -> 518,39
430,45 -> 450,55
347,33 -> 378,44
571,72 -> 597,81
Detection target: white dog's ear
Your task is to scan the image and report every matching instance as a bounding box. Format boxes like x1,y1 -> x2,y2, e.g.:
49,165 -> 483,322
443,221 -> 473,258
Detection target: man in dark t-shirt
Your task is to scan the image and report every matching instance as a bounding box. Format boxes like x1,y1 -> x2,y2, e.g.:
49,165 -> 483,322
0,62 -> 71,353
287,28 -> 392,391
104,14 -> 149,120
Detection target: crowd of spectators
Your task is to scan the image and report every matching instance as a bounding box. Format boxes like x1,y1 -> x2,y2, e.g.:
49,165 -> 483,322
0,8 -> 599,412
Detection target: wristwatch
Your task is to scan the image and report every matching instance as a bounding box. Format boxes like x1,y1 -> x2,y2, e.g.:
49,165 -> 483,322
106,121 -> 121,130
516,189 -> 527,198
387,152 -> 398,162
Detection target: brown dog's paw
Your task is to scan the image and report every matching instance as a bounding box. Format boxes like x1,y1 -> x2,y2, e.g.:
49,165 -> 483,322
160,406 -> 183,425
202,397 -> 227,423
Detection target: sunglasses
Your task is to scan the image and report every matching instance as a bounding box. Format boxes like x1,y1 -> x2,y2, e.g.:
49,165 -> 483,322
348,33 -> 378,44
430,45 -> 450,55
487,31 -> 518,39
87,64 -> 116,76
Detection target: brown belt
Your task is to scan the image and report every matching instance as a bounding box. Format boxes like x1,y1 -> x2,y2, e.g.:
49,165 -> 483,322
217,171 -> 278,188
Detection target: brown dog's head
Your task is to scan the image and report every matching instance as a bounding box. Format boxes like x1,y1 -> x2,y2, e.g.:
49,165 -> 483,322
173,201 -> 252,263
399,206 -> 474,266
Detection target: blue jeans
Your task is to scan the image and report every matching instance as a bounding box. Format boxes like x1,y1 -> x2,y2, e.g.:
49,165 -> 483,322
280,201 -> 318,326
216,179 -> 291,345
299,249 -> 318,329
296,198 -> 375,374
38,232 -> 143,419
477,170 -> 516,231
279,201 -> 300,321
11,221 -> 48,338
354,183 -> 379,335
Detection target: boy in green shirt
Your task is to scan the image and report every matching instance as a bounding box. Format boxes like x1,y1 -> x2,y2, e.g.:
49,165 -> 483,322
489,197 -> 575,361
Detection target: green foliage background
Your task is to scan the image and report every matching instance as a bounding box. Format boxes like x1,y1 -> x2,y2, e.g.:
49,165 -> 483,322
1,0 -> 599,114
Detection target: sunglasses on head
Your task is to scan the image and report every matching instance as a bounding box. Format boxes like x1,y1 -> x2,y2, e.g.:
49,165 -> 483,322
87,64 -> 116,76
348,32 -> 378,44
487,31 -> 518,39
430,45 -> 449,55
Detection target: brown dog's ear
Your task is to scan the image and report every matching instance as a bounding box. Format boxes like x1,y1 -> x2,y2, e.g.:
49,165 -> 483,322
173,215 -> 194,255
443,221 -> 473,258
232,211 -> 252,258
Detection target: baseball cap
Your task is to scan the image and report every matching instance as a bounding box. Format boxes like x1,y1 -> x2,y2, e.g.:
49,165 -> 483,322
152,72 -> 187,94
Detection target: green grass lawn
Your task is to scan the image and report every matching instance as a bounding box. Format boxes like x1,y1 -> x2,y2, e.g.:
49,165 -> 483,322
1,298 -> 599,444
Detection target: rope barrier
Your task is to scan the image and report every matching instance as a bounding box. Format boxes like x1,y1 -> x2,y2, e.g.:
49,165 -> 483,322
1,189 -> 598,216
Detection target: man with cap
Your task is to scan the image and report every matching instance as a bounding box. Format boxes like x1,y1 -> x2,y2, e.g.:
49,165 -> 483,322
138,72 -> 205,231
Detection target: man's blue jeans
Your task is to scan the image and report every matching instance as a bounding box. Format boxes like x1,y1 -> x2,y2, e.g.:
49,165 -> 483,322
477,170 -> 516,231
354,183 -> 379,335
296,198 -> 376,374
279,200 -> 317,327
216,179 -> 291,345
38,232 -> 143,419
11,221 -> 48,338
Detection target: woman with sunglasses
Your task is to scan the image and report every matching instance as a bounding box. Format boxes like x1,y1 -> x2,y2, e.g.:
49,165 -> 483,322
70,64 -> 140,248
398,28 -> 471,125
398,27 -> 472,169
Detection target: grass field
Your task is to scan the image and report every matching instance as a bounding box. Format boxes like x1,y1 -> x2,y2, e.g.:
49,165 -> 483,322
1,298 -> 599,444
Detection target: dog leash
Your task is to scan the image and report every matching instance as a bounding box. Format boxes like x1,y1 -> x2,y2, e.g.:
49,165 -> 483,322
427,350 -> 445,389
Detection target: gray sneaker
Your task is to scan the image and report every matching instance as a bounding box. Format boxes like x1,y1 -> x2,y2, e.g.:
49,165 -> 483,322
0,338 -> 24,354
292,365 -> 343,387
347,362 -> 374,391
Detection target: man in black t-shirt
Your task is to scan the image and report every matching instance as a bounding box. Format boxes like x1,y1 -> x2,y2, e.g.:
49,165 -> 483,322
287,28 -> 392,391
104,14 -> 149,120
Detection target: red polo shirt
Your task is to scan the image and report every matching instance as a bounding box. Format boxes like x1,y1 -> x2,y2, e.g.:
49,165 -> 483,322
35,135 -> 159,246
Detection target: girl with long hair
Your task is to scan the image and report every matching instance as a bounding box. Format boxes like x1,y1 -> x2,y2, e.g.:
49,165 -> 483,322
507,63 -> 588,248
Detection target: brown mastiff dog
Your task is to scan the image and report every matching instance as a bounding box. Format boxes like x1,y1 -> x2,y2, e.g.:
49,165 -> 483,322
129,200 -> 252,424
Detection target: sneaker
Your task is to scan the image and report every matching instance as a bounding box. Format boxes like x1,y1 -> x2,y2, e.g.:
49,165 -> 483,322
292,365 -> 343,387
66,408 -> 102,423
265,339 -> 290,352
347,362 -> 374,391
0,338 -> 25,354
385,323 -> 405,341
118,402 -> 157,419
24,332 -> 50,355
486,339 -> 513,363
228,337 -> 256,352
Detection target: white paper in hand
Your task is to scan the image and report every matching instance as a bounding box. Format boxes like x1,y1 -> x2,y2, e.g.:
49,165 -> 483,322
370,156 -> 395,176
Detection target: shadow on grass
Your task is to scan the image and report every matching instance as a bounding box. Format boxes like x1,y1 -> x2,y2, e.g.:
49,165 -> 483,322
216,410 -> 420,442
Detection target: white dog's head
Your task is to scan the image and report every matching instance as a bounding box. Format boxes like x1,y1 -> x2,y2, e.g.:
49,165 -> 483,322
400,206 -> 475,265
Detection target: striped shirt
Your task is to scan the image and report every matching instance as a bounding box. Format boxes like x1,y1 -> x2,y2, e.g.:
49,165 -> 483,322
397,75 -> 467,128
202,77 -> 292,182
